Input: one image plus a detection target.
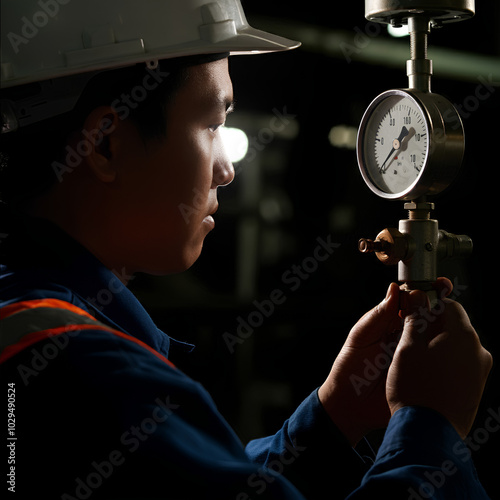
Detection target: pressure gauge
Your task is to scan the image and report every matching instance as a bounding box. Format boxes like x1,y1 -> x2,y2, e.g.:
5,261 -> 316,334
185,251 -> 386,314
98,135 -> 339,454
357,89 -> 465,200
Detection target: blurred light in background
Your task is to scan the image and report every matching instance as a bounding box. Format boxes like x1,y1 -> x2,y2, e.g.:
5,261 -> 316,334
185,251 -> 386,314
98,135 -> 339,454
220,126 -> 249,163
387,24 -> 409,38
328,125 -> 357,150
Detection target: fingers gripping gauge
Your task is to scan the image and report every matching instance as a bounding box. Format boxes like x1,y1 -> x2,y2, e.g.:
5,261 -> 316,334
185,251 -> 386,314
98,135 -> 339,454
357,89 -> 465,200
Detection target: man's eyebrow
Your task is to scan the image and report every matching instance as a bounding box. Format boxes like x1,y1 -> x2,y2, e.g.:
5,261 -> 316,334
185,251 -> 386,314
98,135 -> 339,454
206,94 -> 235,115
225,99 -> 236,115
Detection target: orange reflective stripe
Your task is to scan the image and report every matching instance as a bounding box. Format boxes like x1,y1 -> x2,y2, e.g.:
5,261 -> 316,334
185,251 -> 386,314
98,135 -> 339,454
0,298 -> 96,320
0,299 -> 176,369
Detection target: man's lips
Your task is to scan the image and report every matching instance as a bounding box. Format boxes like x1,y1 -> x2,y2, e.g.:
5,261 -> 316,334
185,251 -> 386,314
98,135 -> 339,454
203,204 -> 218,228
203,214 -> 215,228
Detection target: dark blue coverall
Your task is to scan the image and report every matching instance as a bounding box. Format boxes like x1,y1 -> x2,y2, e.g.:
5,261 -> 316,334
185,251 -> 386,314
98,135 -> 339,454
0,212 -> 490,499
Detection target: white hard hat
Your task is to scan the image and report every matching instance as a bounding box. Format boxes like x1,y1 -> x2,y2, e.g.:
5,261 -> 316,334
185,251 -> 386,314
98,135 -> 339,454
1,0 -> 300,89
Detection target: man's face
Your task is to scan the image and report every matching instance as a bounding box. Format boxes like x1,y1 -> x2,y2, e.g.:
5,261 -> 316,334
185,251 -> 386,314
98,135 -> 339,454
110,58 -> 235,275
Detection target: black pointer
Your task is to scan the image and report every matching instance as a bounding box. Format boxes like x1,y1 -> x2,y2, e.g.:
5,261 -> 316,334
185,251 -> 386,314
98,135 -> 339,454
379,126 -> 409,173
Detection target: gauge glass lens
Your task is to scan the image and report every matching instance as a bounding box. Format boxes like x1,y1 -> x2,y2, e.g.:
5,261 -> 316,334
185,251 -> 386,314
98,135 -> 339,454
362,94 -> 429,195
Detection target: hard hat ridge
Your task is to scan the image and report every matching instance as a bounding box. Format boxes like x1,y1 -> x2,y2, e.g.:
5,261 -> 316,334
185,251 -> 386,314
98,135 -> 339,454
1,0 -> 300,133
1,0 -> 300,89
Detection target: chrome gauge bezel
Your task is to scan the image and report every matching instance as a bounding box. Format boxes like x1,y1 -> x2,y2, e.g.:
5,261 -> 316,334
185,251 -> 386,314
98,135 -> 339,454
357,89 -> 465,200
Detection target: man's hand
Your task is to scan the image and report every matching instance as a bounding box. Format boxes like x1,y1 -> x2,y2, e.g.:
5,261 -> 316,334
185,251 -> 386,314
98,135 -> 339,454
387,289 -> 493,439
318,282 -> 403,446
318,278 -> 459,446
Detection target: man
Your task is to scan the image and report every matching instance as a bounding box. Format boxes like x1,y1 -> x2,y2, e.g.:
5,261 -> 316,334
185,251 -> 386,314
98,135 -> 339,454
0,1 -> 493,498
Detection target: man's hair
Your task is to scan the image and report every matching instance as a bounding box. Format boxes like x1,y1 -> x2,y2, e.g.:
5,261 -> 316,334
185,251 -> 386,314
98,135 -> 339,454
0,60 -> 188,207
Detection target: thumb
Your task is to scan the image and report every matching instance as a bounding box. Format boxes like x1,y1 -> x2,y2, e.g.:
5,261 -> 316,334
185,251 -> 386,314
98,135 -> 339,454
378,282 -> 400,315
368,282 -> 401,327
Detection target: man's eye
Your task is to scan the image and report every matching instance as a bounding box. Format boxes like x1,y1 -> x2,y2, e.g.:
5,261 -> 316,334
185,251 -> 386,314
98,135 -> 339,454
209,123 -> 224,133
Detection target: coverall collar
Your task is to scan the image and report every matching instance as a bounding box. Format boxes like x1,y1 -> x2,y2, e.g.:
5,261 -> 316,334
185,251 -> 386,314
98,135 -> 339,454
0,210 -> 195,358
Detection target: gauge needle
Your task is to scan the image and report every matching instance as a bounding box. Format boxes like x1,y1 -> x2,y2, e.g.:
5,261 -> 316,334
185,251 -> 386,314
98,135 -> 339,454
379,126 -> 409,173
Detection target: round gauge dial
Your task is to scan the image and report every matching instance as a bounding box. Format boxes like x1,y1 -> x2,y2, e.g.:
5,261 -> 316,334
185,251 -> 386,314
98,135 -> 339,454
357,89 -> 464,200
372,94 -> 428,194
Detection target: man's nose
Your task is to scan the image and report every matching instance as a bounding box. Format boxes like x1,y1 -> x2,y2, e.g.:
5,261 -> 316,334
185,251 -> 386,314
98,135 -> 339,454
213,135 -> 235,187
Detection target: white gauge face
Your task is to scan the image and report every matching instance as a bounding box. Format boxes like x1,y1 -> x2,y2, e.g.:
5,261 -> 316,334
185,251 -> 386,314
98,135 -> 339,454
359,93 -> 429,197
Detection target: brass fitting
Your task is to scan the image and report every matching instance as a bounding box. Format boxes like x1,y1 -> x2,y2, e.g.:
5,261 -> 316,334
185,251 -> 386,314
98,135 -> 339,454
358,227 -> 410,266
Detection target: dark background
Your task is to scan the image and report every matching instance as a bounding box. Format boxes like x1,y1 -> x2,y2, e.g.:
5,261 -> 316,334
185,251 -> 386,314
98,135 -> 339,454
130,2 -> 500,496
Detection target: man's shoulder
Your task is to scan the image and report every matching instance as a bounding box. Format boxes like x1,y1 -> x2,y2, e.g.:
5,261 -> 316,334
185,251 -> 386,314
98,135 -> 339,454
0,264 -> 79,307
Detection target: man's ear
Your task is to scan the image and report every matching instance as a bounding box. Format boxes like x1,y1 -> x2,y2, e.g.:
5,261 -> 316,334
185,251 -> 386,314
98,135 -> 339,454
77,106 -> 121,183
